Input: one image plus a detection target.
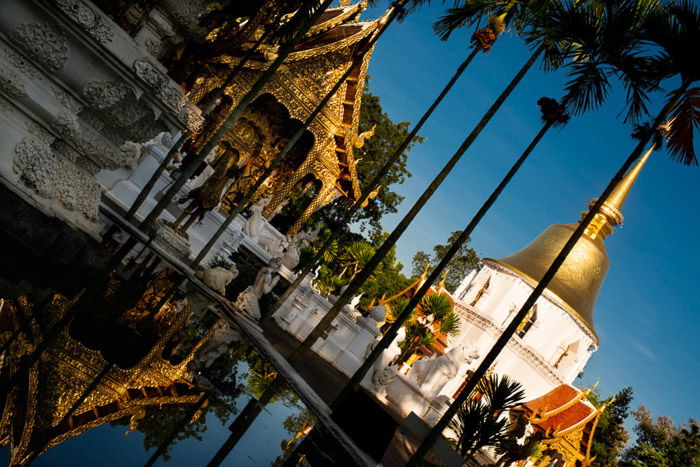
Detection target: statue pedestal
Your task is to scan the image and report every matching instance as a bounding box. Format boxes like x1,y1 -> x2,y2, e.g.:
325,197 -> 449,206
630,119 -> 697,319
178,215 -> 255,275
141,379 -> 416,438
153,220 -> 191,259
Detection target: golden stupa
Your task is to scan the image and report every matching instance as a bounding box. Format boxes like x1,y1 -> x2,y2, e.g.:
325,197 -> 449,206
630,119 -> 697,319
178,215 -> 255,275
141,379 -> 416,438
485,147 -> 653,342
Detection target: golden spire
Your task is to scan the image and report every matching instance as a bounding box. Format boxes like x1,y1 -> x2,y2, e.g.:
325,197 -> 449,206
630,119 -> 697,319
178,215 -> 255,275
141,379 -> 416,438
438,268 -> 450,293
420,262 -> 432,282
582,145 -> 654,240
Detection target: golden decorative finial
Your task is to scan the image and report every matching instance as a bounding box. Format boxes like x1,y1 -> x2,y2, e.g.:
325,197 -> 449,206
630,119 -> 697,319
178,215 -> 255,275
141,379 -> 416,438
581,380 -> 600,399
583,144 -> 654,240
420,262 -> 432,282
438,268 -> 450,292
601,395 -> 616,411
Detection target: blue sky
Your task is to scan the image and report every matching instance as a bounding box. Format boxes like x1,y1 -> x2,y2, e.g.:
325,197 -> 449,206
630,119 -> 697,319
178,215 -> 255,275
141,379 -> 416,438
361,3 -> 700,425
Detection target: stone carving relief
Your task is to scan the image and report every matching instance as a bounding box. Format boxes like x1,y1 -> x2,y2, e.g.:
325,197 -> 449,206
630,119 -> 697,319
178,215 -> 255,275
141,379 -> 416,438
81,79 -> 165,143
55,0 -> 114,43
3,48 -> 40,80
10,22 -> 69,72
132,58 -> 203,132
52,86 -> 83,113
162,0 -> 208,35
0,68 -> 27,98
82,80 -> 132,109
14,139 -> 101,221
0,96 -> 11,114
52,112 -> 80,140
13,139 -> 58,198
24,121 -> 55,145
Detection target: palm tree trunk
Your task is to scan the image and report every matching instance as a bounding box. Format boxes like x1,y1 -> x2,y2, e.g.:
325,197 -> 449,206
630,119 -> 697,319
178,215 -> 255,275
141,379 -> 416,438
333,119 -> 553,407
269,45 -> 483,316
138,0 -> 334,235
124,31 -> 271,222
190,4 -> 404,268
289,46 -> 544,367
405,84 -> 689,466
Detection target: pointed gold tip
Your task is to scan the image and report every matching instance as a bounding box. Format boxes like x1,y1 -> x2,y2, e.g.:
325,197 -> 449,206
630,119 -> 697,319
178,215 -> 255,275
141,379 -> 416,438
606,145 -> 654,215
582,144 -> 654,240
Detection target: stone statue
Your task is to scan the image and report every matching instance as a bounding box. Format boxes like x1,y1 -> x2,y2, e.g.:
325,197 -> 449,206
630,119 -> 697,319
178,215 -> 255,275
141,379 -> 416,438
280,236 -> 300,270
119,140 -> 145,167
410,344 -> 480,399
292,225 -> 320,249
243,196 -> 270,239
234,257 -> 282,321
366,326 -> 406,392
171,148 -> 240,236
195,264 -> 239,295
343,293 -> 364,320
258,233 -> 286,258
196,319 -> 242,368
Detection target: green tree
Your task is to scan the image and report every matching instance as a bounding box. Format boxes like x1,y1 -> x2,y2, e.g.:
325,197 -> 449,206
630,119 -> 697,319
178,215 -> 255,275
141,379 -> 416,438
411,231 -> 480,292
620,407 -> 700,467
589,387 -> 634,467
356,229 -> 413,305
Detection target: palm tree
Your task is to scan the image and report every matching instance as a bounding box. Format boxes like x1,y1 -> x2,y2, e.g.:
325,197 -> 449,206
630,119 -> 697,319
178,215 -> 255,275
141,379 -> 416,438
341,241 -> 377,281
409,1 -> 700,463
448,373 -> 526,459
394,292 -> 458,364
288,0 -> 570,367
333,96 -> 570,403
495,436 -> 543,467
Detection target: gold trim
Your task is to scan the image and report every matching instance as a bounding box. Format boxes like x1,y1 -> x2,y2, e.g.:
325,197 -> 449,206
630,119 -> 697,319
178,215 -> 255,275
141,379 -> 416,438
307,2 -> 367,36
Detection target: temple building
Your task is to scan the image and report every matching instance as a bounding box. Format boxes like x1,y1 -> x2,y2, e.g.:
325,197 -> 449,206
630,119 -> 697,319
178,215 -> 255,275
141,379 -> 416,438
0,283 -> 206,465
435,148 -> 654,464
183,1 -> 380,233
510,383 -> 612,466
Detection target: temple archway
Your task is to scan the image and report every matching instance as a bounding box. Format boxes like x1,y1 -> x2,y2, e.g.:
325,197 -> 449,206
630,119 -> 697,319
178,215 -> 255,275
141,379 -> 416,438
219,93 -> 314,213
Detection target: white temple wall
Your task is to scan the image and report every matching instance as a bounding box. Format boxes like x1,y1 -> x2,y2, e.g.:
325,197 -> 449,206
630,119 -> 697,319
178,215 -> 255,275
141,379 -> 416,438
0,0 -> 202,237
451,262 -> 597,400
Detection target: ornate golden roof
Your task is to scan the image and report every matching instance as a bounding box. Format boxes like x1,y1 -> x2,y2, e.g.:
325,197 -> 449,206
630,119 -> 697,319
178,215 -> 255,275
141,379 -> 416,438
0,287 -> 206,465
485,147 -> 653,342
213,2 -> 383,202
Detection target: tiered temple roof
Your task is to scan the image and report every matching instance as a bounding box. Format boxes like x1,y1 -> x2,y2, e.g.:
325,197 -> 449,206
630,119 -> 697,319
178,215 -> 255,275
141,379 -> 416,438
192,1 -> 385,232
512,383 -> 610,466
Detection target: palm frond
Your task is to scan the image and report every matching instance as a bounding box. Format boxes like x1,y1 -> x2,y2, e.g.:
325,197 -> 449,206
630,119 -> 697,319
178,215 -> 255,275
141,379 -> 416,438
420,293 -> 453,320
433,0 -> 496,40
438,311 -> 461,336
664,87 -> 700,165
386,296 -> 412,323
478,373 -> 526,411
561,62 -> 612,116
